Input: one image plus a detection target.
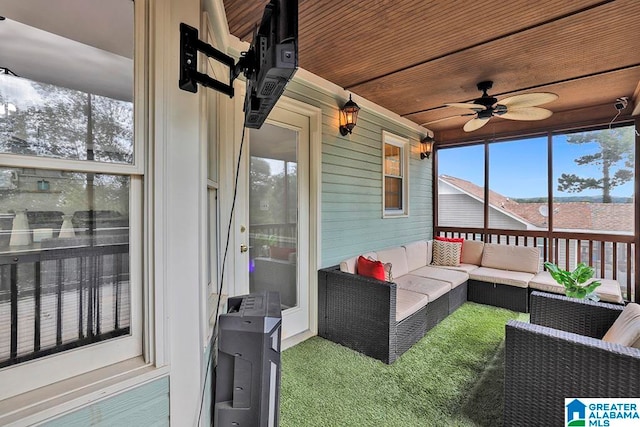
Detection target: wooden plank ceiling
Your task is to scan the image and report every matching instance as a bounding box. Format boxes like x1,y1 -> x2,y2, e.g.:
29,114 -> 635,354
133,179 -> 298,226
223,0 -> 640,142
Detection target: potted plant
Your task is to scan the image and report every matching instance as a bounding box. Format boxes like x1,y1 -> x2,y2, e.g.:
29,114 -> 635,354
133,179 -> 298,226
543,261 -> 601,301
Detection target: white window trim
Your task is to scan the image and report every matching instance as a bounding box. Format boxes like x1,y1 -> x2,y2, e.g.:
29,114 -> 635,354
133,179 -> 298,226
382,130 -> 410,218
0,0 -> 148,406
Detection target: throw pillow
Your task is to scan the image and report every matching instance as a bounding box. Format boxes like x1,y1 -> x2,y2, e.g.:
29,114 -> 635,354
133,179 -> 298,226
431,240 -> 462,267
435,236 -> 464,262
357,256 -> 386,281
383,261 -> 393,282
368,256 -> 393,282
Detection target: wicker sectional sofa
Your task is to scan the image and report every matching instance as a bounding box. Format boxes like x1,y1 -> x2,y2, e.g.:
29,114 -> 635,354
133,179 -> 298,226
318,240 -> 469,364
318,239 -> 625,363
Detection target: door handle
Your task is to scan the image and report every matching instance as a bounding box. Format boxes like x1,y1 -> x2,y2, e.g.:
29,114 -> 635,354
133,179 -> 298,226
240,244 -> 248,253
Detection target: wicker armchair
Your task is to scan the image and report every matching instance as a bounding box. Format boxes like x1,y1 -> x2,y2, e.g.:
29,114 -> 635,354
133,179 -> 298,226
504,291 -> 640,427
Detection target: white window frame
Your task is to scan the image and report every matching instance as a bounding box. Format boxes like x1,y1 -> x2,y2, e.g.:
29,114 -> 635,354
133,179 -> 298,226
382,131 -> 409,218
0,0 -> 145,402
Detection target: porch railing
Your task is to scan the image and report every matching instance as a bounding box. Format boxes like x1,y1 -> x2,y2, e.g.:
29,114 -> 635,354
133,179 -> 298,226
436,226 -> 637,303
0,243 -> 130,368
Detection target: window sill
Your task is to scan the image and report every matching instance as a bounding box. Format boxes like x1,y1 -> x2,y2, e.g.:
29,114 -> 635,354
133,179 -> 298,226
0,357 -> 169,426
383,211 -> 409,219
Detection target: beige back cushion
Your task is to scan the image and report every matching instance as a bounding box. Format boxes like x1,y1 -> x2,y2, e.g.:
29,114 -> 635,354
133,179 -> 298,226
602,303 -> 640,349
339,252 -> 377,274
481,243 -> 540,274
461,239 -> 484,265
403,240 -> 429,271
376,247 -> 409,278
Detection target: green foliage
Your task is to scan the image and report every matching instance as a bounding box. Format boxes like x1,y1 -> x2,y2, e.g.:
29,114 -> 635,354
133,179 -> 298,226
544,262 -> 601,301
557,127 -> 634,203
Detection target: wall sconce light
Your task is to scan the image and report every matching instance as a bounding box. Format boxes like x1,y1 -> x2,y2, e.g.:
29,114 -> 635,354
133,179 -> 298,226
420,135 -> 434,159
37,179 -> 50,191
339,94 -> 360,136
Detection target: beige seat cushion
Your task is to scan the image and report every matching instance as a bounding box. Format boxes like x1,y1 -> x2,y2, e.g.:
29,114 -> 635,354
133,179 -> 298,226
530,271 -> 624,304
481,243 -> 540,274
602,303 -> 640,349
339,252 -> 377,274
461,239 -> 484,265
469,267 -> 534,288
376,247 -> 410,278
433,263 -> 479,273
394,274 -> 451,302
395,288 -> 429,322
403,240 -> 429,271
411,265 -> 468,288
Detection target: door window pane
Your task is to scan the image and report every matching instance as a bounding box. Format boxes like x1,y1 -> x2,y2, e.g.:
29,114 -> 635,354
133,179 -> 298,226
249,124 -> 298,310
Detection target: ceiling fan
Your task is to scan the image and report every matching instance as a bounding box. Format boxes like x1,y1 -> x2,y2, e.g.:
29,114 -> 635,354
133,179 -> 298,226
430,81 -> 558,132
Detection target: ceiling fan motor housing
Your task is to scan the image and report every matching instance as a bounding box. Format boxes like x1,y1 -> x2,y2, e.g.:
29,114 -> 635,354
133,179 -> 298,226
474,81 -> 497,109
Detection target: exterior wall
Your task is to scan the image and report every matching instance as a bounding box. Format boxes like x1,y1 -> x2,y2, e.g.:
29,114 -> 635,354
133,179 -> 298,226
43,378 -> 169,427
279,80 -> 431,268
488,209 -> 527,230
438,193 -> 526,230
438,194 -> 484,227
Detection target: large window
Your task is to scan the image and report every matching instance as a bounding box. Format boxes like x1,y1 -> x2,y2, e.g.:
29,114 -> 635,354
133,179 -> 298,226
438,126 -> 634,235
383,131 -> 409,217
436,123 -> 636,300
0,1 -> 140,400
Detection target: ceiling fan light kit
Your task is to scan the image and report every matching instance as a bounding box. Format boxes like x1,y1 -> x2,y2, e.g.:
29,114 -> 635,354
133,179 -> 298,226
443,80 -> 558,132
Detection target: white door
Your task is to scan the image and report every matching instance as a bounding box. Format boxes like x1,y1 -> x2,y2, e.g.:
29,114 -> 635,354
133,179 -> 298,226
235,104 -> 310,341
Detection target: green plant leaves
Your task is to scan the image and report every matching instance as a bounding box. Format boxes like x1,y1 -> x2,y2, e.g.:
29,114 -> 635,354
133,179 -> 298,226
543,261 -> 601,300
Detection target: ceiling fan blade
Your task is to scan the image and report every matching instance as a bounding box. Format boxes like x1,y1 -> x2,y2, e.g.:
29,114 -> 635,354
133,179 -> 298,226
445,102 -> 487,111
500,107 -> 553,121
499,92 -> 558,108
463,117 -> 490,132
421,113 -> 475,126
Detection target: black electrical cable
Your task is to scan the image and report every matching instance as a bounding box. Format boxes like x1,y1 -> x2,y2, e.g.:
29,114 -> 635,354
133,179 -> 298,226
197,124 -> 247,426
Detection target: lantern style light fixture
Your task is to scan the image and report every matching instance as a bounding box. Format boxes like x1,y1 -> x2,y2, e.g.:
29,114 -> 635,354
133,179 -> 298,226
420,135 -> 434,159
339,94 -> 360,136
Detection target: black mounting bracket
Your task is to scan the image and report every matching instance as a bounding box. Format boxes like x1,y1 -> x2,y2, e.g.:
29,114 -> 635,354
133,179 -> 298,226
179,23 -> 247,97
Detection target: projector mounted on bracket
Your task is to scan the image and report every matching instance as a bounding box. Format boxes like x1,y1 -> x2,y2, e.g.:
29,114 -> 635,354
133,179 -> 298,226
178,0 -> 298,129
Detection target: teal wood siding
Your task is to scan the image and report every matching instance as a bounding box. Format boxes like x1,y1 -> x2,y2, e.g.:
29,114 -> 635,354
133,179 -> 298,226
43,377 -> 169,427
283,80 -> 432,268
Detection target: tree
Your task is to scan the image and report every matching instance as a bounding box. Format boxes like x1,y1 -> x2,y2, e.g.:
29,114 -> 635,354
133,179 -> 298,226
557,126 -> 634,203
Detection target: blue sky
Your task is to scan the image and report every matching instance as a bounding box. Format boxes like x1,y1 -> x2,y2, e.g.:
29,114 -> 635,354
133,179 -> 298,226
438,131 -> 635,199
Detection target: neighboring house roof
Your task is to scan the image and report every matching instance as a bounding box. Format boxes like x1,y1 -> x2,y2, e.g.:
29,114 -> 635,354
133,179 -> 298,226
439,175 -> 633,233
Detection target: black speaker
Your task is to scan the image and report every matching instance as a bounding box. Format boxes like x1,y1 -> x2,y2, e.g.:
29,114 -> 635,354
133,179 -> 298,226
214,291 -> 282,426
